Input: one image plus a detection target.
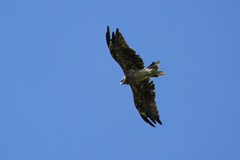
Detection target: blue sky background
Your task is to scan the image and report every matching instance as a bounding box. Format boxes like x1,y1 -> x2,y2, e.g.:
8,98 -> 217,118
1,0 -> 240,159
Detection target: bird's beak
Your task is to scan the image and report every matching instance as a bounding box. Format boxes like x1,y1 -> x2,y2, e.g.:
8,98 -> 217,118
120,81 -> 125,85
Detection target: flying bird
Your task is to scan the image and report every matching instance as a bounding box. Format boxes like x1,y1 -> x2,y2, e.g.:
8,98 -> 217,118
106,26 -> 165,127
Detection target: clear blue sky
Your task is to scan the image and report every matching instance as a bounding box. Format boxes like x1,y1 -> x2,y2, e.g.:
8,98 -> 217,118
1,0 -> 240,159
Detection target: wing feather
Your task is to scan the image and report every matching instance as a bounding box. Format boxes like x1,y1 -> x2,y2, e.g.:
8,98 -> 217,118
130,78 -> 162,127
106,26 -> 144,74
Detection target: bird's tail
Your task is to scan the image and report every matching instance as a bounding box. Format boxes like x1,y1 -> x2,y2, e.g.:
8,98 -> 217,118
147,61 -> 160,70
147,61 -> 166,77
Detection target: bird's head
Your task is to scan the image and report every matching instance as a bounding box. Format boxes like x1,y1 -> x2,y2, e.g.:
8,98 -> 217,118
120,76 -> 126,85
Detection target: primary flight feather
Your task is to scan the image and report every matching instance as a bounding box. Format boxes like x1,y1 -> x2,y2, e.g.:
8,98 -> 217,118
106,26 -> 165,127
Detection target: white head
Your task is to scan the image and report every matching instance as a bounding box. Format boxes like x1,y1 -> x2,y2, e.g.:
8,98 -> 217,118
120,76 -> 126,85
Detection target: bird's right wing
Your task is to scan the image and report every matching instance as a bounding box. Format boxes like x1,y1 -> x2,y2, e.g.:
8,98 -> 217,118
130,78 -> 162,127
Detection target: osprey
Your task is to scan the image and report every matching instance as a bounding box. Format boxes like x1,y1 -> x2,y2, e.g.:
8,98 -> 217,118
106,26 -> 165,127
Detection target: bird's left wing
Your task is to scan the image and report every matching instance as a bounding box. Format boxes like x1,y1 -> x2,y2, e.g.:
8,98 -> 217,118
130,78 -> 162,127
106,26 -> 144,74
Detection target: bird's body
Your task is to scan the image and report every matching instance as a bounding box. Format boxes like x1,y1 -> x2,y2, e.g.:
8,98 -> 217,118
106,26 -> 165,127
121,61 -> 165,85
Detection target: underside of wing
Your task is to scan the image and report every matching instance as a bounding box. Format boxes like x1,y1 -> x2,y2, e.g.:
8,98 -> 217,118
106,26 -> 144,74
130,78 -> 162,127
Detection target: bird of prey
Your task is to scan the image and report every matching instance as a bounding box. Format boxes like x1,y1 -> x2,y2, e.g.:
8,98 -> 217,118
106,26 -> 165,127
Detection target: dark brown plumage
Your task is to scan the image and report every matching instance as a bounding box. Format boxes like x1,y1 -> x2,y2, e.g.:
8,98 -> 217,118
106,26 -> 165,127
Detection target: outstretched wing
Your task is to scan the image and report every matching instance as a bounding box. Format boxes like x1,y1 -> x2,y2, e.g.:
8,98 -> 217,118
130,78 -> 162,127
106,26 -> 144,74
